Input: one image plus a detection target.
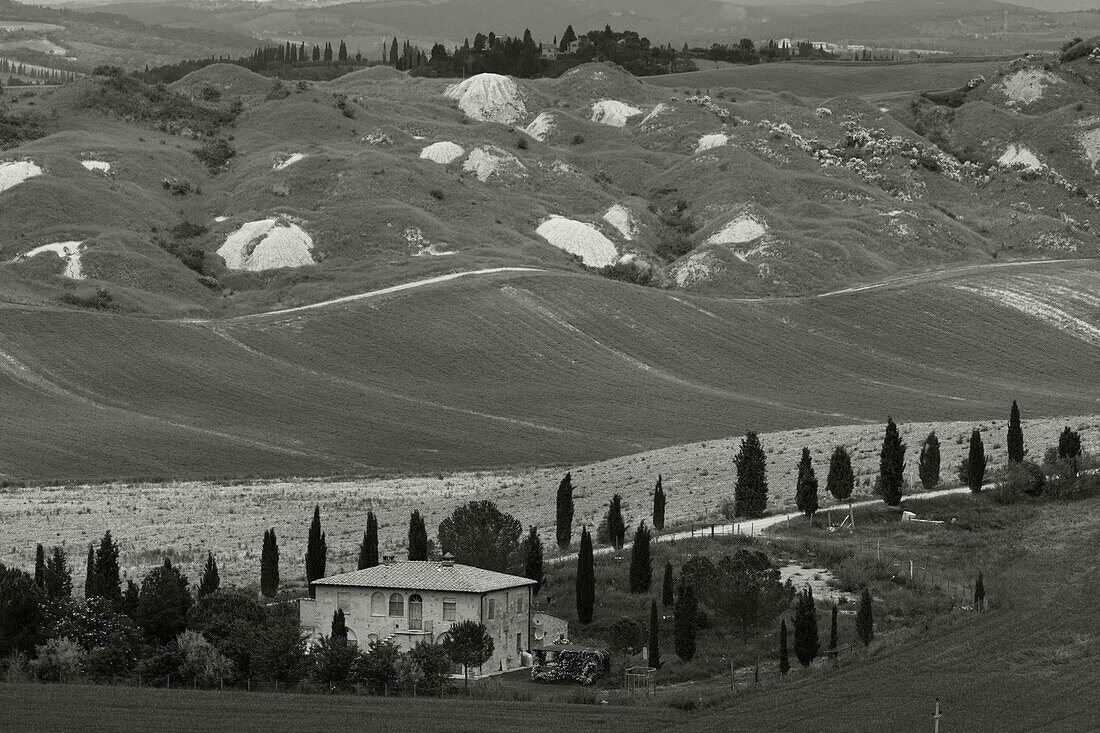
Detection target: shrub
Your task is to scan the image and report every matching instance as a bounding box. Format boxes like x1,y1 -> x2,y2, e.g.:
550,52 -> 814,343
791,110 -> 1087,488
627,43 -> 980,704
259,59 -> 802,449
429,189 -> 445,201
606,616 -> 646,654
515,137 -> 528,150
199,86 -> 221,102
32,637 -> 85,682
596,261 -> 654,286
60,288 -> 117,311
572,134 -> 585,145
193,137 -> 236,172
265,81 -> 290,101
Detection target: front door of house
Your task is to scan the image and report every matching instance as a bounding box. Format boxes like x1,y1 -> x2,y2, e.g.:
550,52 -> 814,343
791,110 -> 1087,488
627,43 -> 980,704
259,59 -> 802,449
409,594 -> 423,631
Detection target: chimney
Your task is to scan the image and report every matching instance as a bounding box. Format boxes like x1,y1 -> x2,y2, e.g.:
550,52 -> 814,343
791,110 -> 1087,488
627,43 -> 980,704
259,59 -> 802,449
441,552 -> 455,568
382,555 -> 396,565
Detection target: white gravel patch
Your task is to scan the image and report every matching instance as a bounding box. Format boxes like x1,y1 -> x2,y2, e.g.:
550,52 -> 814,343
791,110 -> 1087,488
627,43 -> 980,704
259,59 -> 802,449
695,133 -> 729,153
15,241 -> 85,279
80,160 -> 111,174
999,68 -> 1063,108
536,216 -> 617,267
1077,128 -> 1100,173
0,160 -> 43,194
273,153 -> 307,171
523,112 -> 554,142
590,100 -> 642,127
639,103 -> 668,127
419,141 -> 465,165
603,204 -> 638,241
997,144 -> 1043,172
707,213 -> 768,245
444,73 -> 526,124
672,251 -> 717,288
462,146 -> 526,182
217,218 -> 314,271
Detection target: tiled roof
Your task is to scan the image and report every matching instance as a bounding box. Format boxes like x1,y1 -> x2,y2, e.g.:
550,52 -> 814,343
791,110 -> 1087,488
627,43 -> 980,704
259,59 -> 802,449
313,561 -> 536,593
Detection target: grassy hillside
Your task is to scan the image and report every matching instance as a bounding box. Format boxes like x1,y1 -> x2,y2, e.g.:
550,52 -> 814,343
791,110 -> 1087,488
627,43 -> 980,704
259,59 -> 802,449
0,263 -> 1096,486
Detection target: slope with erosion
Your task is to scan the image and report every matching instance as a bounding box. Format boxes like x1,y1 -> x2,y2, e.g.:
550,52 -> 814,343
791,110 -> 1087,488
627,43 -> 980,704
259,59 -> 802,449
0,262 -> 1097,483
4,61 -> 1099,317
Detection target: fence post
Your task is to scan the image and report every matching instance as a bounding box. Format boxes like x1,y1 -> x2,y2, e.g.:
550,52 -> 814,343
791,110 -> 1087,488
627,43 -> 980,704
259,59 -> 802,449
909,559 -> 914,580
711,524 -> 715,538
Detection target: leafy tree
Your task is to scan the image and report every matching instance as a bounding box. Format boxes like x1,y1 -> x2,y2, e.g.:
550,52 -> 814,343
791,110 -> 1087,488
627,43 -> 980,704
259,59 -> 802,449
187,588 -> 265,680
92,531 -> 122,605
310,634 -> 356,687
679,555 -> 718,595
260,528 -> 279,598
1007,401 -> 1024,463
44,547 -> 72,600
705,550 -> 793,645
967,429 -> 987,492
673,577 -> 696,661
437,500 -> 522,573
856,587 -> 874,645
136,558 -> 192,644
255,604 -> 308,685
628,521 -> 652,593
974,570 -> 986,612
556,472 -> 575,550
606,494 -> 626,550
734,432 -> 769,518
878,417 -> 906,506
442,620 -> 494,689
652,475 -> 666,530
795,448 -> 819,519
792,587 -> 819,667
408,510 -> 428,561
662,561 -> 674,607
34,544 -> 45,588
352,637 -> 401,692
576,527 -> 595,625
1058,426 -> 1083,477
559,24 -> 577,52
778,619 -> 790,675
306,505 -> 327,599
647,599 -> 661,670
606,616 -> 646,654
122,580 -> 139,619
359,512 -> 379,570
198,552 -> 220,598
520,526 -> 544,595
0,563 -> 43,656
827,604 -> 838,663
826,445 -> 854,520
918,431 -> 941,491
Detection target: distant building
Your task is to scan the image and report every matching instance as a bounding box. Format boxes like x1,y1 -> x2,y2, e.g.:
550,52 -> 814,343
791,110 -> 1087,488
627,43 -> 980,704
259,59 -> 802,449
777,38 -> 794,50
299,554 -> 536,677
540,43 -> 559,61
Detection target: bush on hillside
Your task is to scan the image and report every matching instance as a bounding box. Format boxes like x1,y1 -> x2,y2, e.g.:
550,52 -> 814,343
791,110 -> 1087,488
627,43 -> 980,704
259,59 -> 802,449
596,261 -> 654,286
0,110 -> 48,150
193,137 -> 236,172
77,74 -> 236,137
60,288 -> 118,311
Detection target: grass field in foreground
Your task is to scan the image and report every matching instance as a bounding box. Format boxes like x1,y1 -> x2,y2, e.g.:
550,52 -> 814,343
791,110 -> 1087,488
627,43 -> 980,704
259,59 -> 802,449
0,264 -> 1097,484
647,59 -> 1006,97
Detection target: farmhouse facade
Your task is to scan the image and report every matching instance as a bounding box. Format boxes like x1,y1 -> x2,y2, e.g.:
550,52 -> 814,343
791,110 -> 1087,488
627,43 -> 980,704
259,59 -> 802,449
299,555 -> 536,675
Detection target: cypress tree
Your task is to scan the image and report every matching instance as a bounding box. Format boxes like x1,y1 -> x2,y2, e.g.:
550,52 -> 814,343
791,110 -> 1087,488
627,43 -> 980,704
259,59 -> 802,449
661,561 -> 674,607
795,448 -> 819,519
792,587 -> 819,667
312,44 -> 321,62
337,40 -> 348,63
331,609 -> 348,645
389,37 -> 398,66
358,512 -> 379,570
84,544 -> 96,598
199,552 -> 220,598
306,506 -> 327,598
576,527 -> 595,625
779,619 -> 790,675
555,472 -> 574,550
408,510 -> 428,560
122,579 -> 139,618
652,475 -> 666,531
34,544 -> 45,588
856,588 -> 874,645
918,431 -> 941,491
628,521 -> 652,593
1058,426 -> 1082,477
826,445 -> 855,523
44,547 -> 71,599
1007,401 -> 1024,464
734,432 -> 769,518
974,570 -> 986,612
260,528 -> 280,598
967,429 -> 986,493
521,526 -> 544,595
827,604 -> 838,663
878,417 -> 906,506
606,494 -> 626,550
647,599 -> 661,670
673,578 -> 696,661
93,531 -> 122,605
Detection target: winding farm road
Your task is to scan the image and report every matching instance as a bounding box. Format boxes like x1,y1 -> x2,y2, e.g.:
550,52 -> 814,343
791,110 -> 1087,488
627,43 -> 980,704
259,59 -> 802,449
548,485 -> 975,565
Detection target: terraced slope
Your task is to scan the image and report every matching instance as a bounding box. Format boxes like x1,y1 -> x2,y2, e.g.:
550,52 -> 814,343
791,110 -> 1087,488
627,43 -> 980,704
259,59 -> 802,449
1,263 -> 1096,482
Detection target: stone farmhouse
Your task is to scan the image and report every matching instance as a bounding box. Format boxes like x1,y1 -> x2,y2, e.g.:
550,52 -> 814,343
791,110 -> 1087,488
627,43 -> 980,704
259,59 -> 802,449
299,554 -> 537,676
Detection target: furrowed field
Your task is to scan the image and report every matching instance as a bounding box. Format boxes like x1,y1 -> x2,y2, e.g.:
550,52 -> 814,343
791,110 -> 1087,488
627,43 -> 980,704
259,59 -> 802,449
0,263 -> 1097,483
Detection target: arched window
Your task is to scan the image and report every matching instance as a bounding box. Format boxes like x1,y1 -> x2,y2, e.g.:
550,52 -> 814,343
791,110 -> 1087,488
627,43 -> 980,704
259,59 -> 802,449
346,628 -> 358,648
409,594 -> 423,630
371,592 -> 386,616
389,593 -> 404,617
